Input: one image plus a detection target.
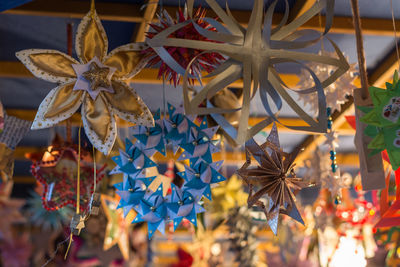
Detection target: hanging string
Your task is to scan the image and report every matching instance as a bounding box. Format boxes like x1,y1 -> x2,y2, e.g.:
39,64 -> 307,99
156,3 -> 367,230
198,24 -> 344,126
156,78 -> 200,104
41,235 -> 71,267
90,0 -> 95,18
350,0 -> 369,100
66,23 -> 73,143
64,123 -> 82,259
390,0 -> 400,70
76,124 -> 81,214
93,146 -> 96,195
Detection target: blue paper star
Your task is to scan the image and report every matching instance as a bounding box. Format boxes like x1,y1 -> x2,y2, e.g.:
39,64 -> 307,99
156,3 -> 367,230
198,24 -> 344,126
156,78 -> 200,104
178,118 -> 219,163
164,103 -> 193,153
114,175 -> 146,217
167,184 -> 205,231
132,185 -> 168,239
178,158 -> 226,201
110,138 -> 157,183
132,110 -> 167,157
114,104 -> 227,239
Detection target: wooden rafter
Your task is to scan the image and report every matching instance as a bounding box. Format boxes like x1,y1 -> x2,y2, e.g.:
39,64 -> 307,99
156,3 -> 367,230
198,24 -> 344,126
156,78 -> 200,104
4,109 -> 355,135
0,61 -> 301,88
132,0 -> 159,42
289,0 -> 317,21
3,0 -> 400,36
3,0 -> 144,22
13,145 -> 359,166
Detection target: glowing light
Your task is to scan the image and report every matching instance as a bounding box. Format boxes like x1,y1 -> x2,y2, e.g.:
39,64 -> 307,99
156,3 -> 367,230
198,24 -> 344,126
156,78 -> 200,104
210,243 -> 221,256
369,210 -> 375,216
329,235 -> 367,267
342,212 -> 349,219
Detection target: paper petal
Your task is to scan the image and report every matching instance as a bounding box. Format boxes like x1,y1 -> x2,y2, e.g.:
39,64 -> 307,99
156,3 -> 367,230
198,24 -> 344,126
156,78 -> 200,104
16,49 -> 78,83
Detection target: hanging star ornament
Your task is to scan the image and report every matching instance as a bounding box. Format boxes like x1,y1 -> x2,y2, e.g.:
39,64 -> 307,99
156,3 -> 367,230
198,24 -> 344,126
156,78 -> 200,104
147,0 -> 349,146
167,184 -> 205,231
323,130 -> 339,151
31,145 -> 106,212
297,51 -> 358,114
132,110 -> 166,156
178,118 -> 219,163
237,123 -> 309,234
110,138 -> 157,181
113,103 -> 225,238
101,194 -> 131,260
142,6 -> 225,86
178,158 -> 226,201
303,148 -> 348,197
16,7 -> 153,154
209,174 -> 248,215
360,70 -> 400,170
132,186 -> 168,239
164,103 -> 193,153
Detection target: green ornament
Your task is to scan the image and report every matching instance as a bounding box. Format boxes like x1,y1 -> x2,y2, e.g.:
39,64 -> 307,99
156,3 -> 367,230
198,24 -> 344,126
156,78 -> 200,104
360,70 -> 400,169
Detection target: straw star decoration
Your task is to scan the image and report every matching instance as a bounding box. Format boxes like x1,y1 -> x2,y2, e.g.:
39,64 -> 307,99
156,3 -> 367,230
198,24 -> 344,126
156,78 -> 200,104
147,0 -> 349,145
237,123 -> 309,234
16,7 -> 153,154
101,194 -> 131,260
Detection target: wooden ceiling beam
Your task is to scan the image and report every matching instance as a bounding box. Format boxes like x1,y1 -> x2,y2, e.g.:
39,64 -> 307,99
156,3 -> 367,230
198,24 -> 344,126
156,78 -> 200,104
0,61 -> 300,88
13,145 -> 359,166
3,0 -> 144,23
5,108 -> 354,135
132,0 -> 159,42
288,0 -> 317,22
3,0 -> 400,36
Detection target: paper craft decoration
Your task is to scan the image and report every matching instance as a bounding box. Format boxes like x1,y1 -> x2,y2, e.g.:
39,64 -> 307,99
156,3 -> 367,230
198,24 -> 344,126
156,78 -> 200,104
209,174 -> 248,215
360,70 -> 400,170
297,51 -> 358,114
147,0 -> 349,146
26,191 -> 73,231
0,114 -> 31,182
31,144 -> 106,212
345,114 -> 385,190
101,194 -> 130,260
16,6 -> 153,154
208,88 -> 243,146
143,6 -> 224,86
304,147 -> 349,199
167,184 -> 205,231
237,123 -> 308,234
113,104 -> 226,238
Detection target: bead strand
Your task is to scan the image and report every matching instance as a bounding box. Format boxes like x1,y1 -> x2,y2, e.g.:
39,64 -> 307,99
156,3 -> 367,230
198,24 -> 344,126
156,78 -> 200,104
327,107 -> 341,205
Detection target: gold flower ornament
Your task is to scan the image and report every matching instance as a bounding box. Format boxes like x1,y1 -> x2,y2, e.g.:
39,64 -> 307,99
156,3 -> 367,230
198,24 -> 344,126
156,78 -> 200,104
16,9 -> 154,154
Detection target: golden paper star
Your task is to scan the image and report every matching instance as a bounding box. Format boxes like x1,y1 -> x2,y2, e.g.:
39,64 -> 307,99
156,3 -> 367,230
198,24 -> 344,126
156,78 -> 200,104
82,62 -> 112,91
16,8 -> 154,154
101,194 -> 132,260
210,174 -> 248,215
